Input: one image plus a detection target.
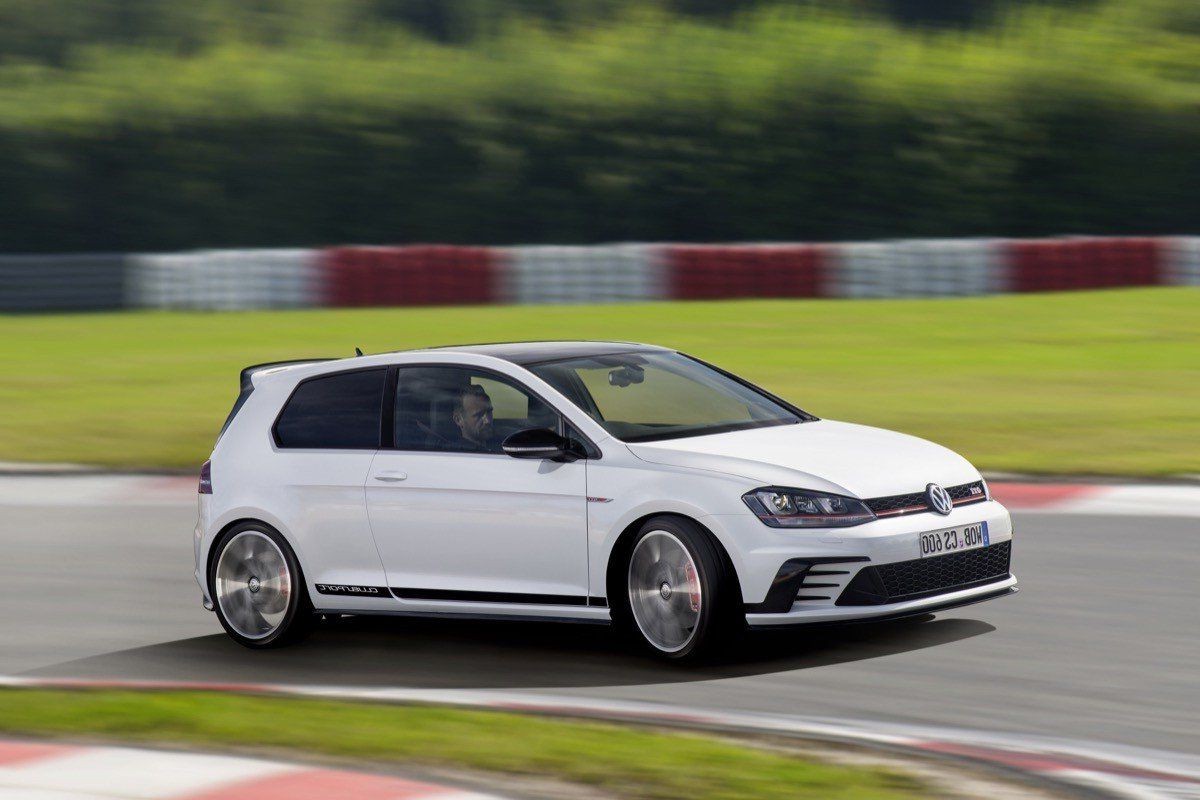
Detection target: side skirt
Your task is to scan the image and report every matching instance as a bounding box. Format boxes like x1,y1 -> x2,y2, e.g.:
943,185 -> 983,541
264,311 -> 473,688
311,607 -> 612,626
391,587 -> 599,605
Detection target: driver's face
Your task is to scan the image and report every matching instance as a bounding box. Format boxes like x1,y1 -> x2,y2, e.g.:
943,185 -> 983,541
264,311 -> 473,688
457,392 -> 494,443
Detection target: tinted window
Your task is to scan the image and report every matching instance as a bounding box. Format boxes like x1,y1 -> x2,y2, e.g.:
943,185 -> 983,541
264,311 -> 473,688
275,369 -> 386,449
393,366 -> 559,454
530,352 -> 803,442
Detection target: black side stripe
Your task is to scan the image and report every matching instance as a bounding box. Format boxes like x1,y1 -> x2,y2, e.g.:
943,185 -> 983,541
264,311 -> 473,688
391,587 -> 589,606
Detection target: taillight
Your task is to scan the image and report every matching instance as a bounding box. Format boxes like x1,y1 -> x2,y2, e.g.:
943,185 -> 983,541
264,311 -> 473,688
199,460 -> 213,494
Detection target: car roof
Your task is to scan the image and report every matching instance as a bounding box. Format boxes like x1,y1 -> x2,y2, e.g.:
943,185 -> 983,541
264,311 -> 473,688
244,341 -> 674,388
411,340 -> 672,366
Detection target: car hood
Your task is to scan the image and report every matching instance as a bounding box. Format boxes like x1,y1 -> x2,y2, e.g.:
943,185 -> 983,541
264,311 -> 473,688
626,420 -> 980,499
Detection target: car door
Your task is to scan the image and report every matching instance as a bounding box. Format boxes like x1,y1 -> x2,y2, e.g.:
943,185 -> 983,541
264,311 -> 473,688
365,364 -> 591,607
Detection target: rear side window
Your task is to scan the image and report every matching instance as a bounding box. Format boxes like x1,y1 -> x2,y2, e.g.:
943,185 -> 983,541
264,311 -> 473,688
274,369 -> 386,449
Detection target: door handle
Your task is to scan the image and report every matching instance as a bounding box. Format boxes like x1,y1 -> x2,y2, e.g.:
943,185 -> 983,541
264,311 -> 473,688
373,472 -> 407,482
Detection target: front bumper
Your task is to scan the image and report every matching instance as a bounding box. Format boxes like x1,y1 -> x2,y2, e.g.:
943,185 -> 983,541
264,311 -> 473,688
703,499 -> 1016,625
745,575 -> 1017,627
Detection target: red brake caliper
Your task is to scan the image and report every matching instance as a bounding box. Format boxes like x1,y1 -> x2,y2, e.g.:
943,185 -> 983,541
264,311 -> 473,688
684,562 -> 701,612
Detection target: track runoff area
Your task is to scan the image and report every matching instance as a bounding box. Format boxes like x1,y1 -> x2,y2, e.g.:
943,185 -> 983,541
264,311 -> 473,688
0,474 -> 1197,799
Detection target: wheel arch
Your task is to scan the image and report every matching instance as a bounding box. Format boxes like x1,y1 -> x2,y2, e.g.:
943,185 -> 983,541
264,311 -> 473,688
205,516 -> 306,593
604,512 -> 744,609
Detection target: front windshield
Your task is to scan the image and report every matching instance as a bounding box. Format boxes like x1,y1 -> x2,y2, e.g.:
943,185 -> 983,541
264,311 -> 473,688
529,351 -> 806,443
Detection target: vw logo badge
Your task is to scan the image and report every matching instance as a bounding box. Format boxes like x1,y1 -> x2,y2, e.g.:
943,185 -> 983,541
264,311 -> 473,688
926,483 -> 953,516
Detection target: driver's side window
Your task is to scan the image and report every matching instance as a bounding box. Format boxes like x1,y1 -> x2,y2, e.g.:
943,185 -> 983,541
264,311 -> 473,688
392,366 -> 560,454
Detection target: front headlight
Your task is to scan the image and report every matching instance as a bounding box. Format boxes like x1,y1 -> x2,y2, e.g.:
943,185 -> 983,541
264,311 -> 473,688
742,487 -> 876,528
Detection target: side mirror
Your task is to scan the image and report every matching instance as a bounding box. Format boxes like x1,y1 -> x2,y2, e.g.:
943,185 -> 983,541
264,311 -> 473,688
502,428 -> 577,461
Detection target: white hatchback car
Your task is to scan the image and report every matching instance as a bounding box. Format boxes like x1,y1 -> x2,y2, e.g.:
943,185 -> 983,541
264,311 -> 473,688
196,341 -> 1016,659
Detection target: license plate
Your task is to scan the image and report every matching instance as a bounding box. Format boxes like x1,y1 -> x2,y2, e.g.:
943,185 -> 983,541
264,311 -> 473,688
919,521 -> 989,558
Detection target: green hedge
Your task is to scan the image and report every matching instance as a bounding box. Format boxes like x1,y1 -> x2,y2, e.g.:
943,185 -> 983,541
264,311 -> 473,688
0,1 -> 1196,252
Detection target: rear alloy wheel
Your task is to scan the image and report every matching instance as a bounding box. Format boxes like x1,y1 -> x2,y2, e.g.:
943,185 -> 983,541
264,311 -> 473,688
624,517 -> 738,660
210,523 -> 311,648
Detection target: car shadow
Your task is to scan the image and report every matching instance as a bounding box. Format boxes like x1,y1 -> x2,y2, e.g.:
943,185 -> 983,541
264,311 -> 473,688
28,613 -> 995,689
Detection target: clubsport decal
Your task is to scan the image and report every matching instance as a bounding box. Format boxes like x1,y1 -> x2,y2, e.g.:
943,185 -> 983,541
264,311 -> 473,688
313,584 -> 390,597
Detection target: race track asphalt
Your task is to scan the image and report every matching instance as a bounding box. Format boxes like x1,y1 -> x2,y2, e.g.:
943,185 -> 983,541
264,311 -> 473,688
1,498 -> 1196,757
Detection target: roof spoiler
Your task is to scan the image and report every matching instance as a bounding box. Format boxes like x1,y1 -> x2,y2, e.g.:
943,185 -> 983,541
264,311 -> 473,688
239,359 -> 334,392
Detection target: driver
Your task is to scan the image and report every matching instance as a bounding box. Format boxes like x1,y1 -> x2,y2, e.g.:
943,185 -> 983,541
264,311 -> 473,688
451,384 -> 498,452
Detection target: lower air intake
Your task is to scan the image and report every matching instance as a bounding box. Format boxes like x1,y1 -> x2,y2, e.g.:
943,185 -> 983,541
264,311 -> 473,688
837,541 -> 1012,606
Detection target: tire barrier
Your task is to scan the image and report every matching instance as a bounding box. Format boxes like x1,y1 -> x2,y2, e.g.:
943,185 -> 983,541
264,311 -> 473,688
1167,237 -> 1200,286
832,239 -> 1002,298
130,250 -> 318,311
0,254 -> 126,313
666,244 -> 827,300
501,245 -> 664,305
322,245 -> 498,307
3,236 -> 1191,313
1005,237 -> 1162,293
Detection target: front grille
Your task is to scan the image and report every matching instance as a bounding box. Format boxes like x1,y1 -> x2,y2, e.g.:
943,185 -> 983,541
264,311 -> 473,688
836,540 -> 1011,606
865,480 -> 986,517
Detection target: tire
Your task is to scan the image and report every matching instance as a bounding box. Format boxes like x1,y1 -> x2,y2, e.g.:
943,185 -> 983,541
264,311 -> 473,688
616,516 -> 741,661
208,522 -> 313,649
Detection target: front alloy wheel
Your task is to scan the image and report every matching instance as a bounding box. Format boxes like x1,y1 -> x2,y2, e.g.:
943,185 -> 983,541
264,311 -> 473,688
628,530 -> 703,653
622,516 -> 738,660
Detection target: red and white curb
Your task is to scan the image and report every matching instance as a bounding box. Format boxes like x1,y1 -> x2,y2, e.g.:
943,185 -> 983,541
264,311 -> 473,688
2,678 -> 1197,800
0,738 -> 500,800
0,473 -> 1197,517
987,481 -> 1200,517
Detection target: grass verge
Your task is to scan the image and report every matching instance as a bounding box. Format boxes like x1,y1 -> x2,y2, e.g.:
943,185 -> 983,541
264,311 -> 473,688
1,287 -> 1197,475
0,689 -> 926,800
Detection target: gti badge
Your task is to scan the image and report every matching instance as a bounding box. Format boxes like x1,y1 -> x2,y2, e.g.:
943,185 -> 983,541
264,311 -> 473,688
926,483 -> 953,515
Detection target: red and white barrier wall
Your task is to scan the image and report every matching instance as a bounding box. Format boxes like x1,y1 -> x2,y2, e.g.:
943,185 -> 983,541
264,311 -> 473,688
6,235 -> 1197,312
832,239 -> 1003,298
503,244 -> 666,304
322,245 -> 499,308
1169,236 -> 1200,286
130,250 -> 318,310
1005,236 -> 1163,292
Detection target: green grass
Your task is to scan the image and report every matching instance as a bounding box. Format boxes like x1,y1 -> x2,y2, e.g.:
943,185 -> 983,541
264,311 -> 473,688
1,288 -> 1197,475
0,689 -> 925,800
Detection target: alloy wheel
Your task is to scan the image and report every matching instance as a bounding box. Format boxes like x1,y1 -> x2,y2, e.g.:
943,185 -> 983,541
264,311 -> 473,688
627,530 -> 703,653
214,530 -> 292,640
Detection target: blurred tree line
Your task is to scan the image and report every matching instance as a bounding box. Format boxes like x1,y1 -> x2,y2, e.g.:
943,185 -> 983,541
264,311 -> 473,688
0,0 -> 1196,251
0,0 -> 1103,60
